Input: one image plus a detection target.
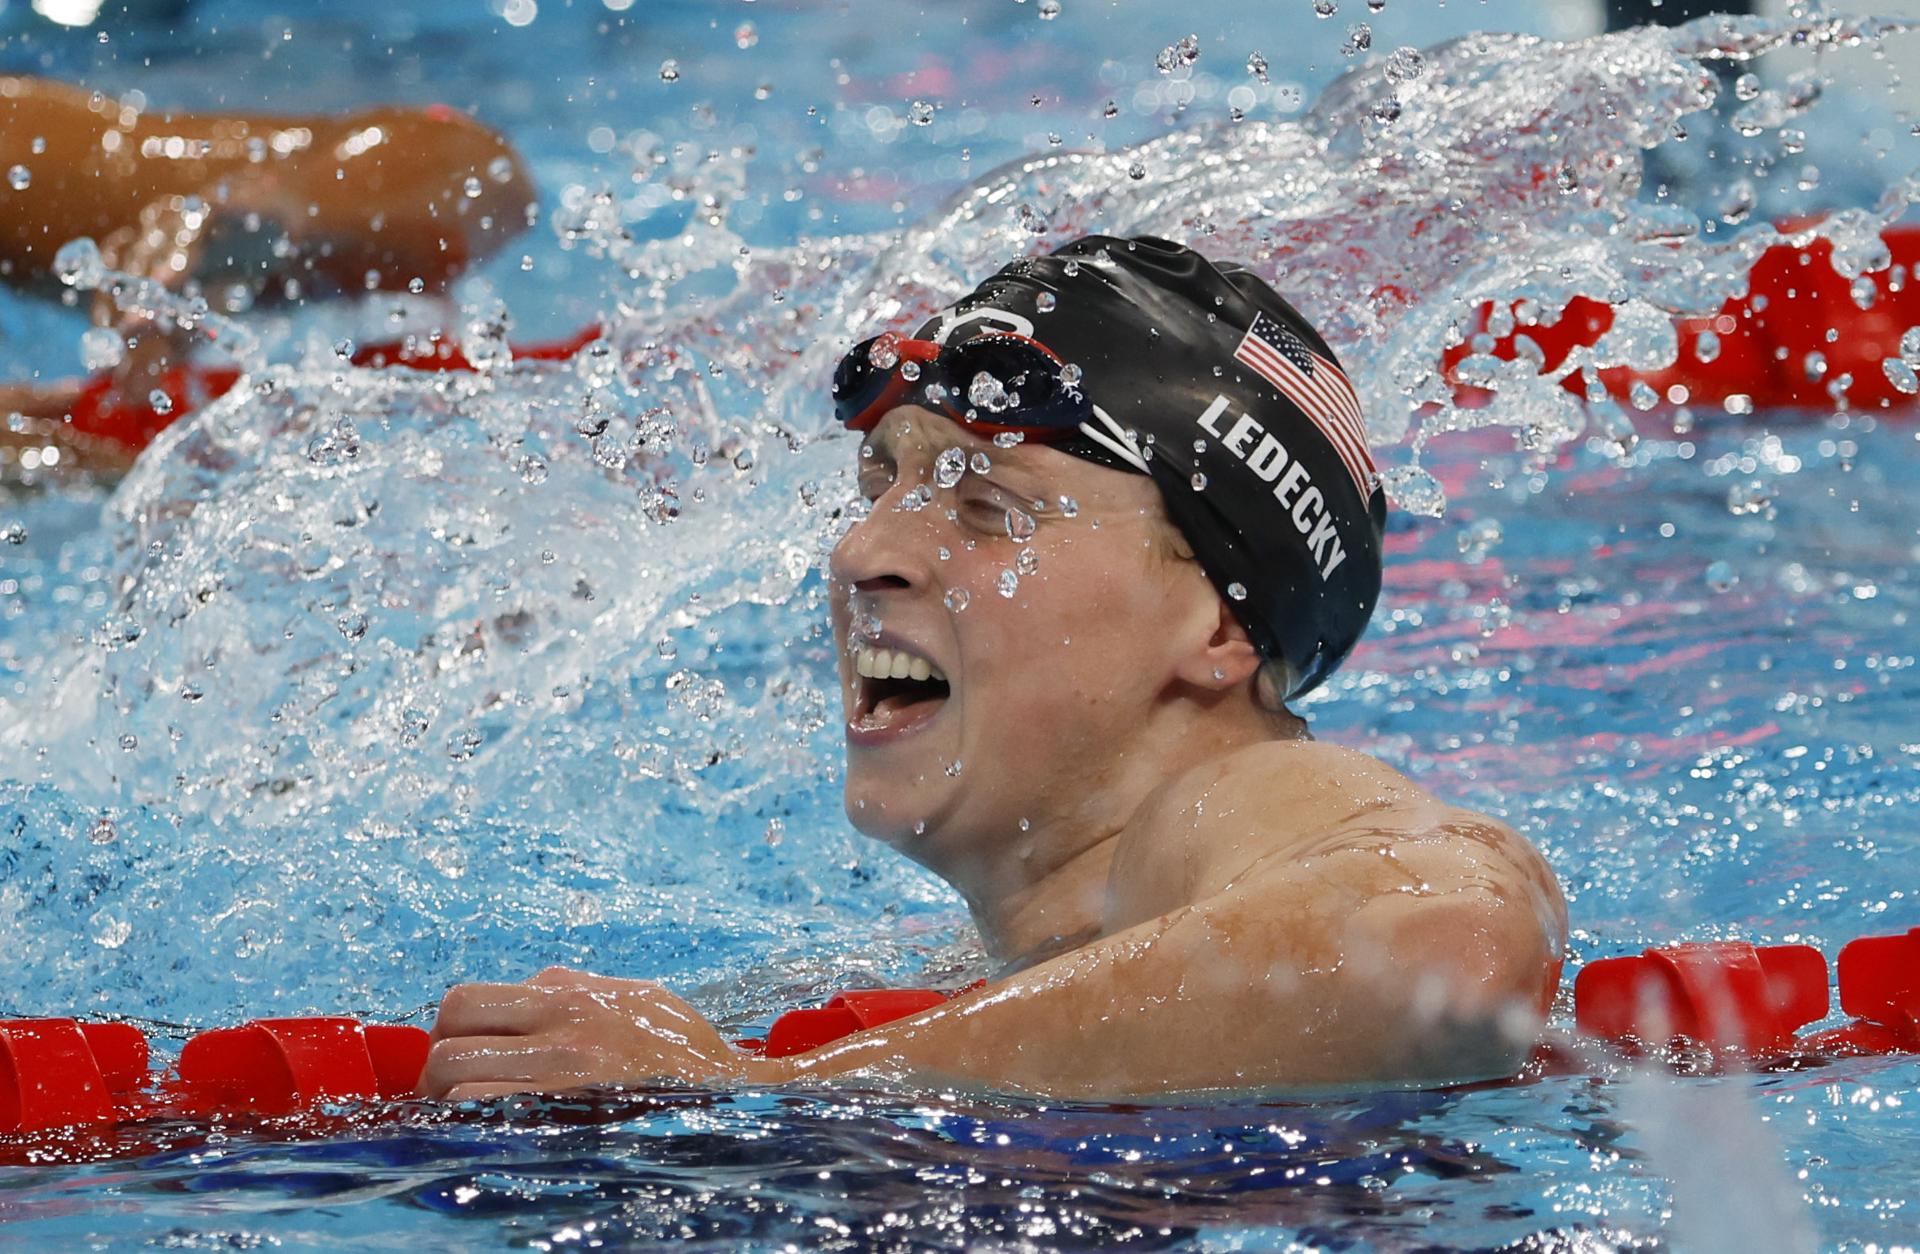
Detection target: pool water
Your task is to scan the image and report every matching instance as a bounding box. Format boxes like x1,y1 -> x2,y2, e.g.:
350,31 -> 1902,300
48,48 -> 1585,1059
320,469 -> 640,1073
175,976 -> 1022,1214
1,1 -> 1917,1250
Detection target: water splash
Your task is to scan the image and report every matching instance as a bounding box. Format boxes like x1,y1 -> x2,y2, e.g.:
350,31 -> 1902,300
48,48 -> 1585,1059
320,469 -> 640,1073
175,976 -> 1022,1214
0,15 -> 1913,1019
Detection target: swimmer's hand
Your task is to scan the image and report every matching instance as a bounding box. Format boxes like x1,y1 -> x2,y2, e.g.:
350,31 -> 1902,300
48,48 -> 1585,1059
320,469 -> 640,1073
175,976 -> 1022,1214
418,966 -> 760,1101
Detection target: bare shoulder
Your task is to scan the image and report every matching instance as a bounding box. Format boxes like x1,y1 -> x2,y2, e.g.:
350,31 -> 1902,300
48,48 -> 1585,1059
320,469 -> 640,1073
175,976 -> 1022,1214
1107,738 -> 1564,937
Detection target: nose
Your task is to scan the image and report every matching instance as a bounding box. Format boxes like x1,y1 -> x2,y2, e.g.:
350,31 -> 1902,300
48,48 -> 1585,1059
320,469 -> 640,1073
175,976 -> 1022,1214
829,483 -> 936,598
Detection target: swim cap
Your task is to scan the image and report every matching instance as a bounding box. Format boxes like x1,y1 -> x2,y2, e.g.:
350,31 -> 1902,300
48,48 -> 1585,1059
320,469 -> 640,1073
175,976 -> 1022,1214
909,234 -> 1386,699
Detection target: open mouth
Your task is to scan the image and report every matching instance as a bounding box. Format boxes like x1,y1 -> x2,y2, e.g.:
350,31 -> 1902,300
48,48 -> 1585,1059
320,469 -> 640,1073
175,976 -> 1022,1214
849,642 -> 951,735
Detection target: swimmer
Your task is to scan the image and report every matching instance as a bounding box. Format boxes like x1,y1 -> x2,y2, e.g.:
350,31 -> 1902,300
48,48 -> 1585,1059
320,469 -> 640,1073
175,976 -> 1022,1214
421,235 -> 1569,1101
0,75 -> 533,471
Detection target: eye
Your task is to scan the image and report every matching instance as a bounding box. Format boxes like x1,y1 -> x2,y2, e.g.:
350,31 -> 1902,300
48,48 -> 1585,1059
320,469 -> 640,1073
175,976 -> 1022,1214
958,480 -> 1045,536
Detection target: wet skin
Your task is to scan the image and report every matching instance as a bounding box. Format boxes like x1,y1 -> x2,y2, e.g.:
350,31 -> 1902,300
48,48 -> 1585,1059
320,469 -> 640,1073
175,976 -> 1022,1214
0,76 -> 533,471
421,407 -> 1569,1101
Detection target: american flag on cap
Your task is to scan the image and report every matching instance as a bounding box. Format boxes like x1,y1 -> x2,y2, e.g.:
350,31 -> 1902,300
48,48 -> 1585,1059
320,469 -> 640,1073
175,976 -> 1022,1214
1232,312 -> 1375,499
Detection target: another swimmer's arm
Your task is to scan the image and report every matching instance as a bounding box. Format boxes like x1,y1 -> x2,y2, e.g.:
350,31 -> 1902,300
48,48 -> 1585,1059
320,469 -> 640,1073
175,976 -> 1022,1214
749,826 -> 1566,1098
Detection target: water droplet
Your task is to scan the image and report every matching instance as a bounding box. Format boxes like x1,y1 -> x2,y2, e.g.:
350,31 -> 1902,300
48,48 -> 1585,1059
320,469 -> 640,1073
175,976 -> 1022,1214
763,817 -> 784,846
1726,479 -> 1775,517
1343,23 -> 1372,56
1154,33 -> 1200,74
148,389 -> 174,415
1705,559 -> 1738,593
659,59 -> 681,83
519,453 -> 549,484
1734,72 -> 1762,101
1015,203 -> 1049,234
967,372 -> 1010,413
969,451 -> 993,475
867,332 -> 902,370
399,707 -> 430,746
1102,100 -> 1119,119
1370,97 -> 1403,125
945,587 -> 971,612
1628,380 -> 1659,411
935,447 -> 967,489
1038,0 -> 1060,16
992,431 -> 1025,448
998,568 -> 1019,598
1058,495 -> 1079,517
1059,363 -> 1082,388
1883,356 -> 1920,394
53,237 -> 104,289
897,483 -> 934,512
118,733 -> 137,752
1900,326 -> 1920,368
1016,547 -> 1040,575
336,612 -> 368,641
0,522 -> 26,545
1313,0 -> 1336,17
1694,329 -> 1722,363
735,21 -> 758,48
1190,471 -> 1209,491
462,175 -> 483,199
1036,291 -> 1057,314
1005,507 -> 1036,541
94,914 -> 131,950
79,326 -> 125,371
1384,46 -> 1424,81
6,165 -> 29,191
1458,517 -> 1502,563
1227,582 -> 1248,601
908,99 -> 935,126
1247,51 -> 1270,83
1127,160 -> 1148,181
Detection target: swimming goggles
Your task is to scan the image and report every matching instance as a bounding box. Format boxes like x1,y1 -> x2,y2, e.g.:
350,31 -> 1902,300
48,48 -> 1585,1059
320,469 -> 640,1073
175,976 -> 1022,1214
832,331 -> 1092,438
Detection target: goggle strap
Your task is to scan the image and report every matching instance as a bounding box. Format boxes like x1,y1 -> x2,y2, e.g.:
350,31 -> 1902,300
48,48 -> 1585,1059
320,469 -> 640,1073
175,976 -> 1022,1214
1081,404 -> 1150,473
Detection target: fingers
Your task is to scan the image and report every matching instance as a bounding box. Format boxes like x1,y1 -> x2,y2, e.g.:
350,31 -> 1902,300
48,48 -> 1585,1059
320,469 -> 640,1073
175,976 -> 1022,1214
417,1033 -> 589,1099
430,982 -> 561,1040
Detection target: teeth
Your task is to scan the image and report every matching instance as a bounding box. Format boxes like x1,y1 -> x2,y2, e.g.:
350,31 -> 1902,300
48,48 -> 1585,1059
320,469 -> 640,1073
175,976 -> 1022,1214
851,644 -> 947,685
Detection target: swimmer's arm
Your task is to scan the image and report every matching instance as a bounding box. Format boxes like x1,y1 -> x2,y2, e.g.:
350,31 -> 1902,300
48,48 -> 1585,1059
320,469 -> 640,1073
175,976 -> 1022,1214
753,824 -> 1566,1098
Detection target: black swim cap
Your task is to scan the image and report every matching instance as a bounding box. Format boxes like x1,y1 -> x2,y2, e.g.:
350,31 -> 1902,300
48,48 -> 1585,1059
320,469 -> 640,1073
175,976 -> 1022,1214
910,234 -> 1386,699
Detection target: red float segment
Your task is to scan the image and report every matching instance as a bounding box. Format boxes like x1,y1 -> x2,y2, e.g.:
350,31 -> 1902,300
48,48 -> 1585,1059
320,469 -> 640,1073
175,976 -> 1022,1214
748,988 -> 955,1059
0,1018 -> 118,1133
365,1024 -> 434,1098
1573,941 -> 1830,1055
171,1018 -> 433,1113
1835,927 -> 1920,1048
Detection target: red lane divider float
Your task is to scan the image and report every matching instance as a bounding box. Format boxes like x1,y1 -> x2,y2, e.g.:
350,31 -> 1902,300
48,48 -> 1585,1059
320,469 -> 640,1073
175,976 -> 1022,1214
1575,928 -> 1920,1061
0,1016 -> 428,1135
1445,224 -> 1920,415
64,324 -> 603,452
2,930 -> 1912,1145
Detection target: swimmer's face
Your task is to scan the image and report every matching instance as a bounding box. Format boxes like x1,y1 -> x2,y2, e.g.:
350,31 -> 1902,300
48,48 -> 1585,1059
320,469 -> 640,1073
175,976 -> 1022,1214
829,406 -> 1220,873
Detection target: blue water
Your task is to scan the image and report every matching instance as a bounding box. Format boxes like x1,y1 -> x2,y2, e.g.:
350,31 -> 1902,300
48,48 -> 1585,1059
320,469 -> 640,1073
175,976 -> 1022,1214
1,1 -> 1917,1250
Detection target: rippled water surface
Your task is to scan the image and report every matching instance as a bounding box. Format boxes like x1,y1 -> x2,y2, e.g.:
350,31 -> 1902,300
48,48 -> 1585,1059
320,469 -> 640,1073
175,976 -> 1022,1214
1,1 -> 1917,1249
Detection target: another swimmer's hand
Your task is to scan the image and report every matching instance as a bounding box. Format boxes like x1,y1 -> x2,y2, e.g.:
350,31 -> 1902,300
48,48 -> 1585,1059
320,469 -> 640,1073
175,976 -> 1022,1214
418,966 -> 768,1101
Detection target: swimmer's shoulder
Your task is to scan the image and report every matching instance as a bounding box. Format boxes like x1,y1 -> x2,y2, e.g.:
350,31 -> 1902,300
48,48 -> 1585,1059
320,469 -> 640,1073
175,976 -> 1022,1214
1107,738 -> 1560,925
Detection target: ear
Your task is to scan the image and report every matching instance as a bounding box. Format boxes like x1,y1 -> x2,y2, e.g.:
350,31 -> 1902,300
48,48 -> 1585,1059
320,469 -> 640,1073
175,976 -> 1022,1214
1172,595 -> 1263,692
